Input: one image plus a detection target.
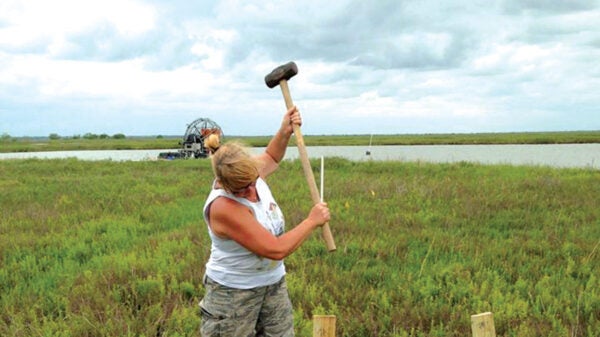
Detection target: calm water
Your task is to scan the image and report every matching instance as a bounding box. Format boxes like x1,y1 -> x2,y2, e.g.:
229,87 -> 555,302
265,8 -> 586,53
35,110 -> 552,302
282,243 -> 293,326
1,144 -> 598,169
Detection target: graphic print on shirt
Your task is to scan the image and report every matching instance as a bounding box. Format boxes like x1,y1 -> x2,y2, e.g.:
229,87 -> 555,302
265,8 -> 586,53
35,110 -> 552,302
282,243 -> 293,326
267,202 -> 284,236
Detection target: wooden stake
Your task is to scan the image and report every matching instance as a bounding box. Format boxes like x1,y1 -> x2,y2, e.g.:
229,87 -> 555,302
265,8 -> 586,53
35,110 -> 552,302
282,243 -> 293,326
313,315 -> 336,337
471,312 -> 496,337
320,156 -> 324,202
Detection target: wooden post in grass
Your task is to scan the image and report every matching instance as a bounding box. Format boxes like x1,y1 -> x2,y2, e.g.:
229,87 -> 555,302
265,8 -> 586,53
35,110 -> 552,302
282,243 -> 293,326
313,315 -> 336,337
471,312 -> 496,337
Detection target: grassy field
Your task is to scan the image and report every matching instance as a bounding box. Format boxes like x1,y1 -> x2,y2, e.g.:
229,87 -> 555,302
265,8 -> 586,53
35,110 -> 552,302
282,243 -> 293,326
1,158 -> 599,336
1,130 -> 599,153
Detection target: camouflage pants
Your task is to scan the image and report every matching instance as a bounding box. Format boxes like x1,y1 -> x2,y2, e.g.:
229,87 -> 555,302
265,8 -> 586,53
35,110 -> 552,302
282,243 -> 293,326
199,275 -> 294,337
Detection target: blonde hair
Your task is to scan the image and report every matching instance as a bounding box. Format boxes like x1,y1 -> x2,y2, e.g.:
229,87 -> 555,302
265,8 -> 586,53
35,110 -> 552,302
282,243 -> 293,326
211,142 -> 259,193
204,133 -> 221,154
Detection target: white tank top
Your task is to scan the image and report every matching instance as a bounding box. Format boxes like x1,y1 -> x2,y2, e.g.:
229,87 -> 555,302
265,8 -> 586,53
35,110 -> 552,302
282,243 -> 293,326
203,177 -> 286,289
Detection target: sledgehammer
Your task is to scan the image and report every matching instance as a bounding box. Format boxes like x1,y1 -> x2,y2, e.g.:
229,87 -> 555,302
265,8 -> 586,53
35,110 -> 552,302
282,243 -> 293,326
265,61 -> 336,252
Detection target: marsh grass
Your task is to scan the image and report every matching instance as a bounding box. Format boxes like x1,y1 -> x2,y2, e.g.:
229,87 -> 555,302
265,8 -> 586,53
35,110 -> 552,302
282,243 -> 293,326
2,130 -> 599,153
1,158 -> 598,336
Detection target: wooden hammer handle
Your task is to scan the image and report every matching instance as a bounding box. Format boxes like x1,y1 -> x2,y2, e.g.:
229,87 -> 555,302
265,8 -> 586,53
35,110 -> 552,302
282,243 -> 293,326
279,80 -> 336,252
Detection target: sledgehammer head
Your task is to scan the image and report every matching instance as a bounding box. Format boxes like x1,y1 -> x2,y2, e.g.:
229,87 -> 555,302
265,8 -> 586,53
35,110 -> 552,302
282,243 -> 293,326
265,61 -> 298,88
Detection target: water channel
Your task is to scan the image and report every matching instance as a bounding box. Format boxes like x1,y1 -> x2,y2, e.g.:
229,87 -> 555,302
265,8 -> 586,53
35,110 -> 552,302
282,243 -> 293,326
0,144 -> 598,169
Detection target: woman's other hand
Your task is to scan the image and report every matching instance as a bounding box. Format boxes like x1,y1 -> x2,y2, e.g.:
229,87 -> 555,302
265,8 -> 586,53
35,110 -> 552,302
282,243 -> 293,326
307,202 -> 330,228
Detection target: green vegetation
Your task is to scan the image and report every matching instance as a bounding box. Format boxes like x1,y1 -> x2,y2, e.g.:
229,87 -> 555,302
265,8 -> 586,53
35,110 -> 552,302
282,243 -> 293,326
0,136 -> 178,153
241,130 -> 600,147
1,158 -> 598,336
1,133 -> 14,142
1,130 -> 599,153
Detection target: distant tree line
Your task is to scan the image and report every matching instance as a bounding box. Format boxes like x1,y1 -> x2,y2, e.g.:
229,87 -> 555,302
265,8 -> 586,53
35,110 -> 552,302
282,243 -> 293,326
1,133 -> 168,141
1,133 -> 13,142
49,133 -> 127,140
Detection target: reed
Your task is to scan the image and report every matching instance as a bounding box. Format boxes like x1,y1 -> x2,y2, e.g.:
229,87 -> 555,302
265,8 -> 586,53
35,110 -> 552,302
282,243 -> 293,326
1,158 -> 598,336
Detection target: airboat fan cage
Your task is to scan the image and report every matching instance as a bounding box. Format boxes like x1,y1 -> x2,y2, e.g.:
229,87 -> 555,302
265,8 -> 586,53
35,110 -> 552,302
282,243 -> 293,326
179,118 -> 223,158
183,118 -> 223,143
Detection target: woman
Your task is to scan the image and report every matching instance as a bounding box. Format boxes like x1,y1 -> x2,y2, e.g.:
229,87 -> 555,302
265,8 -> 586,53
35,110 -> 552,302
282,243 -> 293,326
199,105 -> 330,337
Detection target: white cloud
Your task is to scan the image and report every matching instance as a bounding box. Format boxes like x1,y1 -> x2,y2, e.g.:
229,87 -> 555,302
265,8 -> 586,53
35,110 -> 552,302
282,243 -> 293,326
0,0 -> 155,50
1,0 -> 599,137
189,28 -> 237,70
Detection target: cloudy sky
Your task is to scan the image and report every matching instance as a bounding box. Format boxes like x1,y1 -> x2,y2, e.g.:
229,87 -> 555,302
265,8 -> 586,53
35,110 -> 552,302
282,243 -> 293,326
1,0 -> 599,137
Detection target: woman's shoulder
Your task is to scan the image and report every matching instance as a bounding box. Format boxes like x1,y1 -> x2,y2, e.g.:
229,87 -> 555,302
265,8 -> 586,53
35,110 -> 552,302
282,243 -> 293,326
211,194 -> 242,208
207,196 -> 255,238
210,195 -> 252,216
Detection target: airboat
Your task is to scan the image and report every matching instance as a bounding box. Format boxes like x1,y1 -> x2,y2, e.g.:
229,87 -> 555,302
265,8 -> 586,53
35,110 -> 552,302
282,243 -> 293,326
158,118 -> 223,160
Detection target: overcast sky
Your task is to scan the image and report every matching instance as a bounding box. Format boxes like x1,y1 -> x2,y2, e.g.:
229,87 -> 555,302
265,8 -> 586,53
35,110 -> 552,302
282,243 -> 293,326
1,0 -> 599,137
